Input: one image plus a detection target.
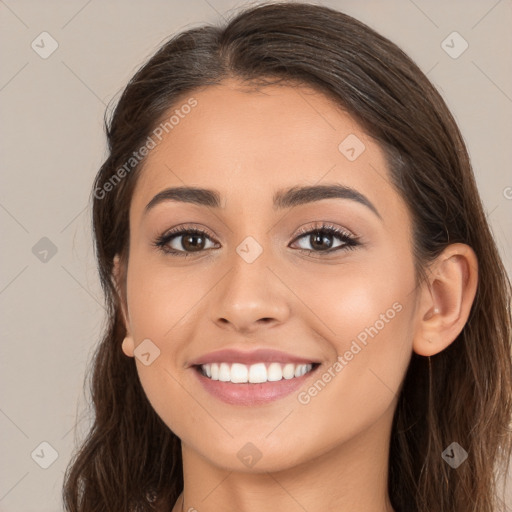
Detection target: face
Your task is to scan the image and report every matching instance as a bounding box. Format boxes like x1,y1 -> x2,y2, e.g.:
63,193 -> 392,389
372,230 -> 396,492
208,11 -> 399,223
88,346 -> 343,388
119,79 -> 419,472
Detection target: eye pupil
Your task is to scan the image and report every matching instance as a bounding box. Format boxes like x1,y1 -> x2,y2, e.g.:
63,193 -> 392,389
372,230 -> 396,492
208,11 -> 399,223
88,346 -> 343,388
310,232 -> 333,251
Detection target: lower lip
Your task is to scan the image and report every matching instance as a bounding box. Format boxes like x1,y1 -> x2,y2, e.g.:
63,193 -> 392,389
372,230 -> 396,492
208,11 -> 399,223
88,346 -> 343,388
193,366 -> 319,406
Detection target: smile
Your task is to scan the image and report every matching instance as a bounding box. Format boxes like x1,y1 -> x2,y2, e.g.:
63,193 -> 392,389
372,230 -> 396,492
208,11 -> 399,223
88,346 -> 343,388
193,362 -> 320,406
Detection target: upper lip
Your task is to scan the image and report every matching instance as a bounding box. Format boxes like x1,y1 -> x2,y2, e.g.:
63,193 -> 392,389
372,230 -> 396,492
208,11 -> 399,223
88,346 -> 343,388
187,348 -> 321,367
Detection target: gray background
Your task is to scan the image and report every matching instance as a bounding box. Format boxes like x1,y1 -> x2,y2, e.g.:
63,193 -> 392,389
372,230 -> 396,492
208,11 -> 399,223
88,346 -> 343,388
0,0 -> 511,510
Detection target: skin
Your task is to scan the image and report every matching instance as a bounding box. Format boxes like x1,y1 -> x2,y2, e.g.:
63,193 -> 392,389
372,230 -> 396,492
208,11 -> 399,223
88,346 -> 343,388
115,79 -> 478,512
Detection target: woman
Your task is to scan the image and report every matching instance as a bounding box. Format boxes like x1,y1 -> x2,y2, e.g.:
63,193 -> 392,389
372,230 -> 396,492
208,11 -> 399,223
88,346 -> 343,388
62,2 -> 512,511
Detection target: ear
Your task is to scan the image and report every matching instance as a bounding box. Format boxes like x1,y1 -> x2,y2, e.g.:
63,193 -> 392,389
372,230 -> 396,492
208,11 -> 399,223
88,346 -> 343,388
413,243 -> 478,357
113,254 -> 135,358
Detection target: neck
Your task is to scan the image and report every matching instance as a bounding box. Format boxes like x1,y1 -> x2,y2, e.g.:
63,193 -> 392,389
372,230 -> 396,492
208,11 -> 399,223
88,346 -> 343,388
172,407 -> 395,512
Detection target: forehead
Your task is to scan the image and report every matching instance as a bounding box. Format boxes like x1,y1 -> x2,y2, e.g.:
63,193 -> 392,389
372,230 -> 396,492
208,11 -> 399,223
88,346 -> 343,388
130,79 -> 402,222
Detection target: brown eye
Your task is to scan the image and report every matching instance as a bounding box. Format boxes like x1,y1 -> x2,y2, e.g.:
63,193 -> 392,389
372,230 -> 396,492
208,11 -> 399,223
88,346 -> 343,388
291,224 -> 359,255
180,233 -> 207,252
154,228 -> 218,257
308,232 -> 335,251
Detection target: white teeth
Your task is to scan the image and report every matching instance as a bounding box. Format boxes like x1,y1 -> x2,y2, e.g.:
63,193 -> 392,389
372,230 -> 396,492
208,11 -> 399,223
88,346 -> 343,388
200,362 -> 314,383
219,363 -> 231,382
230,363 -> 248,383
248,363 -> 267,383
295,364 -> 309,377
267,362 -> 283,382
282,363 -> 296,379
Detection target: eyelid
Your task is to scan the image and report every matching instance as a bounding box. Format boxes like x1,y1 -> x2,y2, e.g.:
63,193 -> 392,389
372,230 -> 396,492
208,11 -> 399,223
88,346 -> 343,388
158,223 -> 217,241
292,221 -> 355,239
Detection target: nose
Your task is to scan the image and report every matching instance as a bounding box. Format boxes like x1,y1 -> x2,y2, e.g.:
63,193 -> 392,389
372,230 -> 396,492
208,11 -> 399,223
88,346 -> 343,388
210,248 -> 291,335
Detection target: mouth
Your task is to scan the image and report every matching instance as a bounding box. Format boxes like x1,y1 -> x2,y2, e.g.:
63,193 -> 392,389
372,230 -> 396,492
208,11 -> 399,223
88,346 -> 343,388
192,361 -> 321,406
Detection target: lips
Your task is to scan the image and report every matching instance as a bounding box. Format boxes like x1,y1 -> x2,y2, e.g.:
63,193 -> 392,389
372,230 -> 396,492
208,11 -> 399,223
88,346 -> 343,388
188,347 -> 321,405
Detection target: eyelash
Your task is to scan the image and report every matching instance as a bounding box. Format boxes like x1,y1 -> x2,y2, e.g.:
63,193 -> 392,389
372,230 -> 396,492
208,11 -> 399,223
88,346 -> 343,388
153,222 -> 361,258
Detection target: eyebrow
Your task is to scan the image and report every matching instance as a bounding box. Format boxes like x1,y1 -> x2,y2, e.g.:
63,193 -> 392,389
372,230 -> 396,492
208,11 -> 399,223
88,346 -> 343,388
144,184 -> 382,219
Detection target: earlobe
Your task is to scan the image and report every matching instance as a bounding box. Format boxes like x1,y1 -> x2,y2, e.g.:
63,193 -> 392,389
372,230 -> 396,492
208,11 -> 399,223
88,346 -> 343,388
413,243 -> 478,357
122,335 -> 135,357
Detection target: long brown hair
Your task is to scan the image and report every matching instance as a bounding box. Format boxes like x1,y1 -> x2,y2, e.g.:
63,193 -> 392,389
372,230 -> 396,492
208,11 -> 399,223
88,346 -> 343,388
62,3 -> 512,511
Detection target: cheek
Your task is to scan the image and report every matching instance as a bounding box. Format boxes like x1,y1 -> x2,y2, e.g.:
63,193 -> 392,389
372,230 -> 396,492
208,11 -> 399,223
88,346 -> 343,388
292,248 -> 415,415
125,255 -> 206,340
297,248 -> 414,347
123,255 -> 223,435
